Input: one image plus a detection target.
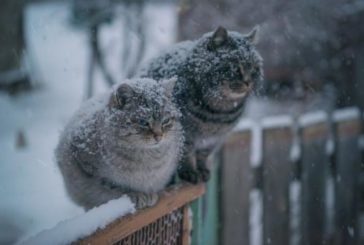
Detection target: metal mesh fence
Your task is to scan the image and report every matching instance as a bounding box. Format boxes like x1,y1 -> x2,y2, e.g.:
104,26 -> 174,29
113,207 -> 185,245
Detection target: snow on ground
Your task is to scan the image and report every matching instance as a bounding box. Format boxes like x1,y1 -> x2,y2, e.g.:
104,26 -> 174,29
20,196 -> 135,245
0,2 -> 176,244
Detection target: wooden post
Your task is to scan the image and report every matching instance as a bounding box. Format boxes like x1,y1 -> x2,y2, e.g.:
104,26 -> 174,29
360,111 -> 364,245
300,115 -> 330,245
221,130 -> 252,245
181,205 -> 190,245
190,195 -> 202,245
333,109 -> 361,245
262,119 -> 293,245
201,155 -> 220,245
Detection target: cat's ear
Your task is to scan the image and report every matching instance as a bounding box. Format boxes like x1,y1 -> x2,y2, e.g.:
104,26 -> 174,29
110,83 -> 134,108
245,25 -> 260,45
208,26 -> 228,50
162,77 -> 177,98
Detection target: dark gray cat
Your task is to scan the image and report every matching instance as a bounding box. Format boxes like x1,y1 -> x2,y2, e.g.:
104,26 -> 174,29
56,78 -> 183,210
139,26 -> 263,183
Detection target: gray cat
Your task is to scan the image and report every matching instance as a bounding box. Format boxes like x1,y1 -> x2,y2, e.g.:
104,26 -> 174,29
56,78 -> 183,210
139,26 -> 263,183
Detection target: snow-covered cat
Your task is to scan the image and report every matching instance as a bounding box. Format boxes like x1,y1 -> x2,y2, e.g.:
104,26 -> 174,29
139,26 -> 263,183
56,78 -> 183,210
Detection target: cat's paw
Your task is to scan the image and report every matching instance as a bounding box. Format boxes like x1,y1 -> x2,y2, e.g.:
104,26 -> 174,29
129,192 -> 159,209
178,166 -> 210,183
178,166 -> 200,184
197,167 -> 211,182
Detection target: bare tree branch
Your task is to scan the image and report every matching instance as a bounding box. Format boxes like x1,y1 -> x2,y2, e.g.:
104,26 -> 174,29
120,3 -> 132,77
85,43 -> 96,99
126,0 -> 146,78
90,24 -> 116,87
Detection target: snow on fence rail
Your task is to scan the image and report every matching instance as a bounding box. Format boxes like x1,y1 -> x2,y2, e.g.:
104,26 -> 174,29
23,183 -> 204,245
220,107 -> 364,245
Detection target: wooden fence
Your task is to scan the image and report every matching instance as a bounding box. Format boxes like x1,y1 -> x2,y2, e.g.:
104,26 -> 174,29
213,107 -> 364,245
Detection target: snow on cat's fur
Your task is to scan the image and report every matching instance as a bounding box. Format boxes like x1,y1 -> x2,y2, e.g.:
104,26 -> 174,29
56,78 -> 184,210
139,26 -> 263,183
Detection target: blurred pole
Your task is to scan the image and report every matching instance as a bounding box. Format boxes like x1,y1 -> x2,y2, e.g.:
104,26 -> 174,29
355,46 -> 364,111
0,0 -> 30,94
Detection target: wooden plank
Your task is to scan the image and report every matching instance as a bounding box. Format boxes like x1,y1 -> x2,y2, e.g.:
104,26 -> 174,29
76,183 -> 205,244
182,205 -> 190,245
221,130 -> 252,245
360,112 -> 364,245
190,195 -> 203,245
333,114 -> 361,245
262,125 -> 293,245
201,156 -> 220,245
300,121 -> 330,245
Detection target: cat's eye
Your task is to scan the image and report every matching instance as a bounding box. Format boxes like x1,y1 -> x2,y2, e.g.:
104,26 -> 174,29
251,71 -> 259,79
162,117 -> 173,128
232,66 -> 240,73
138,119 -> 149,128
245,63 -> 252,70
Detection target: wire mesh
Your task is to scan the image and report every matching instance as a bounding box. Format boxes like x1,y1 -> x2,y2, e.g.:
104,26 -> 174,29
113,207 -> 185,245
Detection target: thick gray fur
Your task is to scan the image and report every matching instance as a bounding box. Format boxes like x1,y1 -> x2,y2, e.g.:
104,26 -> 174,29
139,26 -> 263,183
56,78 -> 184,210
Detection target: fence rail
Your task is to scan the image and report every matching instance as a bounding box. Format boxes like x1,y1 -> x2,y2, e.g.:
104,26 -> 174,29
76,183 -> 205,245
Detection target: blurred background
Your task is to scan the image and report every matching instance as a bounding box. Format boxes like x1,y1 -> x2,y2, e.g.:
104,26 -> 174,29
0,0 -> 363,244
0,0 -> 177,243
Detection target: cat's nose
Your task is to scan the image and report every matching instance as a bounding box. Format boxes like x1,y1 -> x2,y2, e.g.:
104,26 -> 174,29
151,124 -> 163,142
244,74 -> 251,83
154,134 -> 163,142
153,130 -> 163,142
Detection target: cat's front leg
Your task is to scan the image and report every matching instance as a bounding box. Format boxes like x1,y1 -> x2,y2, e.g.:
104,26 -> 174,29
177,147 -> 202,184
128,192 -> 159,209
178,145 -> 213,183
195,146 -> 216,182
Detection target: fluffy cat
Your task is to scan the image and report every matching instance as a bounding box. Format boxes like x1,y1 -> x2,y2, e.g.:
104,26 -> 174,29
56,78 -> 183,210
139,26 -> 263,183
